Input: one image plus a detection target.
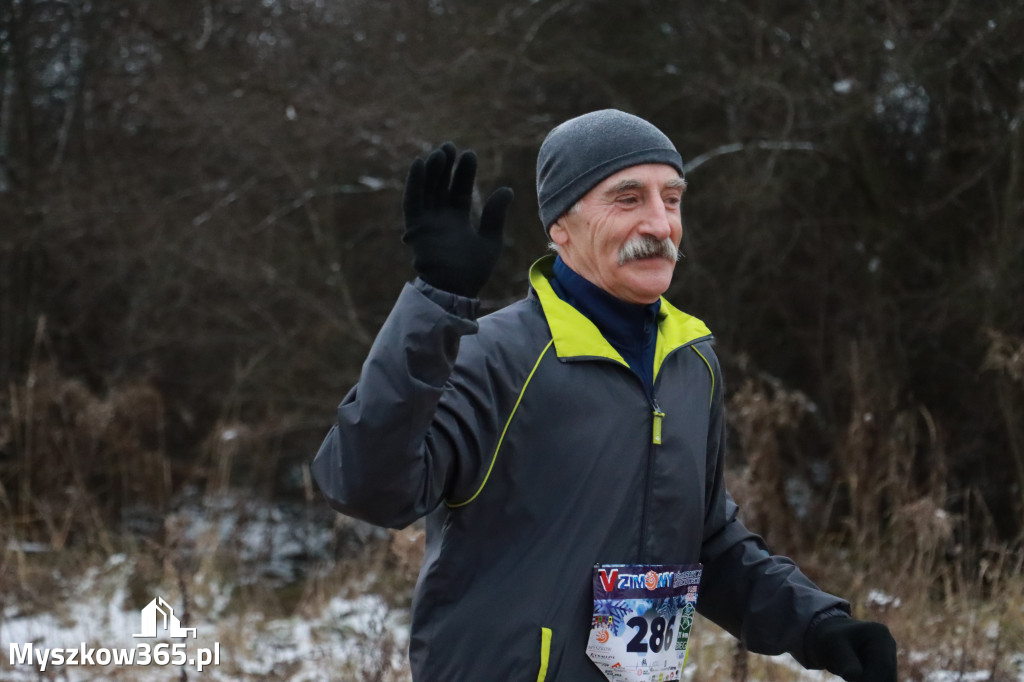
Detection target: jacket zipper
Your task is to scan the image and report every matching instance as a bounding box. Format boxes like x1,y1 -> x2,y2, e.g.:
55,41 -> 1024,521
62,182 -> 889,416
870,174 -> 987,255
651,398 -> 665,445
638,396 -> 662,563
567,337 -> 710,564
636,338 -> 708,563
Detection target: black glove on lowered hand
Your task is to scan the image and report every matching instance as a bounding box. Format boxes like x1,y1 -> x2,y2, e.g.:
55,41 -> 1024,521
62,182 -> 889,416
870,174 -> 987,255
402,142 -> 514,298
808,617 -> 897,682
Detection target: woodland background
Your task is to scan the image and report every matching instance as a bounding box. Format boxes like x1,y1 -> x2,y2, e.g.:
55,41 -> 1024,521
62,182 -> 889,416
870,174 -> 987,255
1,0 -> 1023,680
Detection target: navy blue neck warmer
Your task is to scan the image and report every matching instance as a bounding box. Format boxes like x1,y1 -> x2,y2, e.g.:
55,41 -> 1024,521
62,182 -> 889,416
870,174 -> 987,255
549,255 -> 661,397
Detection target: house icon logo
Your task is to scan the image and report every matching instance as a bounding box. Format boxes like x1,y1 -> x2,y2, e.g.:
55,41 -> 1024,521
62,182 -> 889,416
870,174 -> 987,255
133,597 -> 197,639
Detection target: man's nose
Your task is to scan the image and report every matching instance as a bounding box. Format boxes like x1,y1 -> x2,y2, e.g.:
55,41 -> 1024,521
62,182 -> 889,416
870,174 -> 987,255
638,198 -> 673,240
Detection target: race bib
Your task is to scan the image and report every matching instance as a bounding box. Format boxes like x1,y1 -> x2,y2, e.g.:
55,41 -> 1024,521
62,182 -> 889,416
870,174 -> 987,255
586,563 -> 702,682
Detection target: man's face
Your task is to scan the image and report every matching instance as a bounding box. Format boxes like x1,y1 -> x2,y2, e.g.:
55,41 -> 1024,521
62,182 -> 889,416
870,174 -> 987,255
549,163 -> 685,305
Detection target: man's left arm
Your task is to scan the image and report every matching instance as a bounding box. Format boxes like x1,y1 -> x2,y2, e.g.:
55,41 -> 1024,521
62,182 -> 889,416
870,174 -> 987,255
695,347 -> 897,682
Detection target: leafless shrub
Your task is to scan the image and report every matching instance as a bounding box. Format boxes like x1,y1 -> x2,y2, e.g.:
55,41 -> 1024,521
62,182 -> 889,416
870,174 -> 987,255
1,355 -> 171,546
982,329 -> 1024,516
386,526 -> 426,589
984,329 -> 1024,386
728,373 -> 816,550
836,341 -> 949,561
890,496 -> 955,579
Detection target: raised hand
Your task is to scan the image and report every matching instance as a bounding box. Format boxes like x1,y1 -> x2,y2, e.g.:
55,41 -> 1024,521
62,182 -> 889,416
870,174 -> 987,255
402,142 -> 514,298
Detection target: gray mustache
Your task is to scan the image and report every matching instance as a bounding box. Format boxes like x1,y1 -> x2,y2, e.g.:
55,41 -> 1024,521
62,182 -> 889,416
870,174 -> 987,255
618,236 -> 680,265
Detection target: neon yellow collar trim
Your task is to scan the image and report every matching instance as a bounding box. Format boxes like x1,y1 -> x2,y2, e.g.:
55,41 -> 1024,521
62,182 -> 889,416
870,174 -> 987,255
528,255 -> 712,378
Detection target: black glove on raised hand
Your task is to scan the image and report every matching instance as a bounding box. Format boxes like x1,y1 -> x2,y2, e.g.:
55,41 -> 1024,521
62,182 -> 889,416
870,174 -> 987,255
402,142 -> 514,298
808,617 -> 897,682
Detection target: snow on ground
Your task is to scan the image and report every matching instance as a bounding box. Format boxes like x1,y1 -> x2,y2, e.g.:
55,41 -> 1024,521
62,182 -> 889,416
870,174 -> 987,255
2,493 -> 410,680
3,493 -> 1022,681
2,561 -> 410,680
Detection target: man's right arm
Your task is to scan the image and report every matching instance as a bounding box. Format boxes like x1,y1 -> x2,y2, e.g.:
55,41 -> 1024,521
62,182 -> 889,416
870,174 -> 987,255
311,142 -> 514,529
310,278 -> 480,528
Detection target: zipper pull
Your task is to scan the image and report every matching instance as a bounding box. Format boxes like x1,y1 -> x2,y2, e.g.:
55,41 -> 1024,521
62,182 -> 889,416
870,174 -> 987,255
652,401 -> 665,445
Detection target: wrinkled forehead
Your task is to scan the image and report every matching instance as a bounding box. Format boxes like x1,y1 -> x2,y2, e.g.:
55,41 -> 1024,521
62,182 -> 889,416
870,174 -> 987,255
586,163 -> 687,198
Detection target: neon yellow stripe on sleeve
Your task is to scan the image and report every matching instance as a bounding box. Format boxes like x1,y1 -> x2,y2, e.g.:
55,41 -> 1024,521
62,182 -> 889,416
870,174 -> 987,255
691,346 -> 715,407
446,340 -> 554,509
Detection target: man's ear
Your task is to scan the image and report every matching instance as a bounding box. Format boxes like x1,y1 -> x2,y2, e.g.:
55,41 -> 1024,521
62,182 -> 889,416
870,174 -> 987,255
549,218 -> 570,247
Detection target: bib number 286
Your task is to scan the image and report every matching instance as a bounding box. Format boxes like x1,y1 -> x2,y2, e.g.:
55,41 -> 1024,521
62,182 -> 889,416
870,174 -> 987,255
626,614 -> 676,654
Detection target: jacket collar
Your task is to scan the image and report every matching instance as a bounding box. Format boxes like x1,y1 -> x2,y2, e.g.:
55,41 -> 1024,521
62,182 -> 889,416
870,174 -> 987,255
528,255 -> 712,379
551,255 -> 661,355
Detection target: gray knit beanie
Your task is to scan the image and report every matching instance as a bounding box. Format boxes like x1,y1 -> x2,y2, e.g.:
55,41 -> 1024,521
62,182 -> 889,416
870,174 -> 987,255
536,109 -> 684,232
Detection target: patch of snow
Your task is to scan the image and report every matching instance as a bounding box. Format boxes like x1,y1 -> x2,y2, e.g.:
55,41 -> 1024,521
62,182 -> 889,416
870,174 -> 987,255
926,672 -> 990,682
359,175 -> 387,191
833,79 -> 853,94
1,553 -> 410,681
874,71 -> 930,139
866,589 -> 902,609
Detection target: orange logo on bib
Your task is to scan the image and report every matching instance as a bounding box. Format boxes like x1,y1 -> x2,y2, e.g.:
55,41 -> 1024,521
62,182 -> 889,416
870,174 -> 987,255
644,570 -> 659,590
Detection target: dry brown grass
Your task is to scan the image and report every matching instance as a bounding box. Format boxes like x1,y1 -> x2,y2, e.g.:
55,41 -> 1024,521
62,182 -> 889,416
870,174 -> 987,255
721,339 -> 1024,681
1,357 -> 171,549
2,484 -> 1021,681
680,542 -> 1024,681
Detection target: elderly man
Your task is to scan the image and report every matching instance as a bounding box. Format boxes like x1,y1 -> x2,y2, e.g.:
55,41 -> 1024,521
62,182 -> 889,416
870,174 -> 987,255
311,110 -> 897,681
